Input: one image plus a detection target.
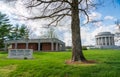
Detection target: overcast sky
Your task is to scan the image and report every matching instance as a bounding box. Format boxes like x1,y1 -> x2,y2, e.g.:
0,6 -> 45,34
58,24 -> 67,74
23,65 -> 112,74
0,0 -> 120,46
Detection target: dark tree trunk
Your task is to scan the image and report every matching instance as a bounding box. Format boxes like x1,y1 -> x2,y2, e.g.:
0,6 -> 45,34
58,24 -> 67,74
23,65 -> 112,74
71,0 -> 87,62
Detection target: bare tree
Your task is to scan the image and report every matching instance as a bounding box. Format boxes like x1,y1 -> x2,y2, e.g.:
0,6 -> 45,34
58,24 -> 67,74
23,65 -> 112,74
4,0 -> 99,62
41,27 -> 58,39
115,19 -> 120,42
115,19 -> 120,32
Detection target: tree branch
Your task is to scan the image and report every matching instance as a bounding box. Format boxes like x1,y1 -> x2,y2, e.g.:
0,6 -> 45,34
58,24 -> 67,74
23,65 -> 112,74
79,9 -> 89,24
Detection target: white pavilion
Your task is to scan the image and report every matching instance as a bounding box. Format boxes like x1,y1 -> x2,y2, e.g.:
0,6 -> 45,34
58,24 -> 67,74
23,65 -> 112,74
95,32 -> 119,49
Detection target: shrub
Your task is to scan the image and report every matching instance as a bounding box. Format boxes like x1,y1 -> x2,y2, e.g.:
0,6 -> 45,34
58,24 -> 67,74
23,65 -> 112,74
82,46 -> 87,50
24,57 -> 28,60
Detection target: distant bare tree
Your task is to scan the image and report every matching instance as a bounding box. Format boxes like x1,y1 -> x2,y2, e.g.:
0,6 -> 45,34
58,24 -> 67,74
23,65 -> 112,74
115,19 -> 120,42
41,27 -> 58,39
4,0 -> 100,62
115,19 -> 120,32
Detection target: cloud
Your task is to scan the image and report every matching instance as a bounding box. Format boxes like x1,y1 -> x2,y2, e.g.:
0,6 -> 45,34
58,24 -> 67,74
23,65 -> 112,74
83,12 -> 102,24
93,21 -> 103,27
89,12 -> 102,20
104,16 -> 114,20
63,32 -> 72,46
0,2 -> 12,11
81,27 -> 94,45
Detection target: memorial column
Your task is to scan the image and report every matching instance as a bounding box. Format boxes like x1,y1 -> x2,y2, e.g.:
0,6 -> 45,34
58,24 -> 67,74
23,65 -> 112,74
96,38 -> 98,45
101,37 -> 103,45
108,37 -> 111,45
98,38 -> 100,45
15,42 -> 17,49
99,37 -> 101,45
38,42 -> 41,51
26,42 -> 28,49
62,43 -> 65,51
56,42 -> 58,51
105,37 -> 107,46
102,37 -> 104,45
51,42 -> 54,51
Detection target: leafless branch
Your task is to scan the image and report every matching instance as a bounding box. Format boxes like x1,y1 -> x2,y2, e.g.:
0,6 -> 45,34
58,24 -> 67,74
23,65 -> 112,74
4,0 -> 99,26
79,9 -> 89,24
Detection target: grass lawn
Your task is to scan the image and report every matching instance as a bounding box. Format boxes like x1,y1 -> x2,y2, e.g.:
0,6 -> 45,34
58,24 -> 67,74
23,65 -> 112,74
0,49 -> 120,77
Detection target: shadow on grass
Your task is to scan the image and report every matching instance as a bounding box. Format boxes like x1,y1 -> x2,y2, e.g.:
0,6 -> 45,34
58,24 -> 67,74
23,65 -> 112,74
0,51 -> 8,54
104,61 -> 120,65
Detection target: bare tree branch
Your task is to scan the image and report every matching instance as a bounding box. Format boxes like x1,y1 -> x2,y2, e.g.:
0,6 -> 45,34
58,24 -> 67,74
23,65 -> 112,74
79,9 -> 89,24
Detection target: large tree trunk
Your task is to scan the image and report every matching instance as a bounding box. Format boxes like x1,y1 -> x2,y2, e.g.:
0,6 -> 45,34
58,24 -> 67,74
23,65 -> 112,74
71,0 -> 87,62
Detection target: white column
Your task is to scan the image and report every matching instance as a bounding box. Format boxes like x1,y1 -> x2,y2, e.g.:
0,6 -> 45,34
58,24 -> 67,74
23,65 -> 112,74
103,37 -> 106,45
15,42 -> 17,49
96,38 -> 98,45
99,37 -> 101,45
97,38 -> 99,45
26,42 -> 28,49
110,37 -> 112,45
101,37 -> 103,45
59,44 -> 61,51
51,42 -> 54,51
98,38 -> 100,45
38,42 -> 41,51
102,37 -> 104,45
100,37 -> 102,45
62,43 -> 65,51
105,37 -> 107,46
56,43 -> 58,51
103,37 -> 104,45
108,37 -> 111,45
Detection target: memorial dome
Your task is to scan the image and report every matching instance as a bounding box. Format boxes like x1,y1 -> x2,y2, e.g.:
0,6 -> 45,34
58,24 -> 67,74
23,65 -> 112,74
98,32 -> 112,35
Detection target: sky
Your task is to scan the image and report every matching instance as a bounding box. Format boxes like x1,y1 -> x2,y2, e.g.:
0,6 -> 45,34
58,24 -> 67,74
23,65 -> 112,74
0,0 -> 120,46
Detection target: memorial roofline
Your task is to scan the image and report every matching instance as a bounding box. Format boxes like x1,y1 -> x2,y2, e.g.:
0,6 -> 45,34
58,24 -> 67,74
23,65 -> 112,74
95,32 -> 114,37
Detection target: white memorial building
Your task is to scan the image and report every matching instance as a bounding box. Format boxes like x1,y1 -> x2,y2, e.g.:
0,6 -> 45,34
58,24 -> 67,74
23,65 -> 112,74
95,32 -> 119,49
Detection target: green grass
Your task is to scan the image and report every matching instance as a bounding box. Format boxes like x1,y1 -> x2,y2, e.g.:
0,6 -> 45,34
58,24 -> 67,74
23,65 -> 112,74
0,49 -> 120,77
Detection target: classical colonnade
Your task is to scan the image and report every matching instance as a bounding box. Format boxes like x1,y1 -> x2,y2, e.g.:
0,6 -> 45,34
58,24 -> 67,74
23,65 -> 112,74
95,32 -> 115,46
96,36 -> 114,46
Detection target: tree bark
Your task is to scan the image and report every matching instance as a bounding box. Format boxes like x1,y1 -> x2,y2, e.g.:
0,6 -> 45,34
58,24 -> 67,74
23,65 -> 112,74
71,0 -> 87,62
